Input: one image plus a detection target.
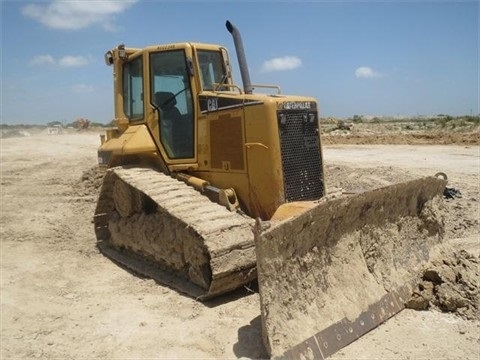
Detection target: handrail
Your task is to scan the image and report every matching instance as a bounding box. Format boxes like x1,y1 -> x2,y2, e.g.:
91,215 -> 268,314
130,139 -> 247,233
212,83 -> 243,94
213,83 -> 281,95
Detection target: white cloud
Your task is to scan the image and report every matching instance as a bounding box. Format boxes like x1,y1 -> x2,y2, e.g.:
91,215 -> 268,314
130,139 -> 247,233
21,0 -> 137,31
30,55 -> 56,66
261,56 -> 302,73
355,66 -> 382,79
59,56 -> 91,67
71,84 -> 94,93
29,54 -> 92,67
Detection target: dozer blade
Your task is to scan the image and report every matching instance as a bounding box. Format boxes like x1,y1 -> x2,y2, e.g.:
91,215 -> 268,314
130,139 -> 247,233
94,166 -> 256,300
254,175 -> 447,359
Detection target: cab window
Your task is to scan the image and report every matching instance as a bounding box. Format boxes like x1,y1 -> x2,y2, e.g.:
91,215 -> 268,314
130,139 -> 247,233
123,55 -> 143,120
150,50 -> 194,159
198,50 -> 226,91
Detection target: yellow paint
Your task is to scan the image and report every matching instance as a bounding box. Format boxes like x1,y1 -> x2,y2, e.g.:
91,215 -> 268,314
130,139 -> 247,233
101,124 -> 156,155
99,42 -> 325,220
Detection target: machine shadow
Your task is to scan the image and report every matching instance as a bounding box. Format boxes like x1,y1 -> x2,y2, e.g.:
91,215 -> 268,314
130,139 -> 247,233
233,315 -> 269,359
98,240 -> 260,306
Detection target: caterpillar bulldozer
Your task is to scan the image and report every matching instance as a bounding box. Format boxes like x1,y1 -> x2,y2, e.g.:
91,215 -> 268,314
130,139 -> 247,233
94,21 -> 448,359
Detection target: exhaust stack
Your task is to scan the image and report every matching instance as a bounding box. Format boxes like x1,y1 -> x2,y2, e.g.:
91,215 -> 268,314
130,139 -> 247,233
226,20 -> 253,95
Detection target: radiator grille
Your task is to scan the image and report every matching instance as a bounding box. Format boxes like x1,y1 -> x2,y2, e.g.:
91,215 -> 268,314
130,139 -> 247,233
278,111 -> 324,202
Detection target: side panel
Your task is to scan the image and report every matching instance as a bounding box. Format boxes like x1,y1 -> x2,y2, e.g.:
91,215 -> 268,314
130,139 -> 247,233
244,99 -> 285,219
195,94 -> 287,219
194,94 -> 251,212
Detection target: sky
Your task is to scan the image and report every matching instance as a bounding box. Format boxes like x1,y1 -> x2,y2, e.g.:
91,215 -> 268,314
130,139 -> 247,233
1,0 -> 478,124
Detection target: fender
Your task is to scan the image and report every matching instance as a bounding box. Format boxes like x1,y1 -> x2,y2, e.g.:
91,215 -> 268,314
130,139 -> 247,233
97,125 -> 165,171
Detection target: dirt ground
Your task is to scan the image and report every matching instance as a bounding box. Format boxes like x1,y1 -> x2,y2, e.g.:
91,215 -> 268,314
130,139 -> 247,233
1,130 -> 479,359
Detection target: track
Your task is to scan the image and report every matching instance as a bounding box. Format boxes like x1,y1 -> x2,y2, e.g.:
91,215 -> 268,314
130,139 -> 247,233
94,166 -> 256,300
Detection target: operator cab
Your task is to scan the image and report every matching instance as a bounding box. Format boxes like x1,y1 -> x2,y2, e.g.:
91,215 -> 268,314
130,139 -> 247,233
106,43 -> 233,161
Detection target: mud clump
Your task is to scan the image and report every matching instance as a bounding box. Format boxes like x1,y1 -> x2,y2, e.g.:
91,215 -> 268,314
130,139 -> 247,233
406,248 -> 479,320
78,166 -> 105,198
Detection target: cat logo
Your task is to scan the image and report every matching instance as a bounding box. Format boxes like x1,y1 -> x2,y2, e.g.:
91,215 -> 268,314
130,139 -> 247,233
207,98 -> 218,111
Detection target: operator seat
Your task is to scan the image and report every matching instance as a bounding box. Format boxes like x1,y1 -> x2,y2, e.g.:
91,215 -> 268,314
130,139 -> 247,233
154,91 -> 182,123
155,91 -> 190,158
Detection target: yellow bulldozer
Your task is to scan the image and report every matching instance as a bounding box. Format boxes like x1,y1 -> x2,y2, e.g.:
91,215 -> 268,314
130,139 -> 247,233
94,21 -> 448,359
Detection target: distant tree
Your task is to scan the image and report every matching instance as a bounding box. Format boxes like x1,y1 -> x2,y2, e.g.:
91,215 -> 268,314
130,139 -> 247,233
465,115 -> 480,125
90,122 -> 109,127
435,117 -> 448,128
73,118 -> 90,129
352,114 -> 363,122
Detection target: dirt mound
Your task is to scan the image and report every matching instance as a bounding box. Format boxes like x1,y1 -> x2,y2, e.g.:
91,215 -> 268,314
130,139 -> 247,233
321,120 -> 480,145
442,192 -> 479,241
406,247 -> 479,320
0,129 -> 31,139
78,166 -> 105,197
325,164 -> 479,239
325,163 -> 479,323
324,164 -> 416,192
322,131 -> 480,145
